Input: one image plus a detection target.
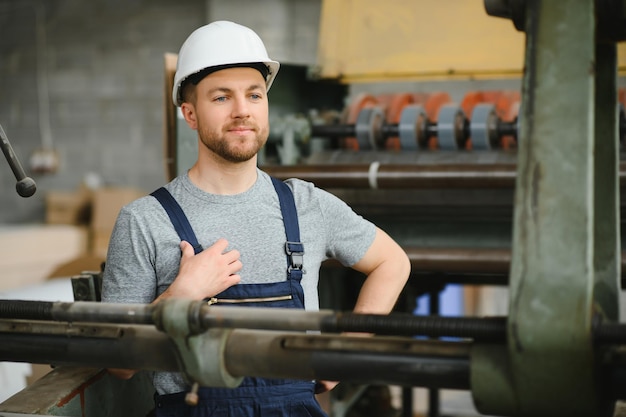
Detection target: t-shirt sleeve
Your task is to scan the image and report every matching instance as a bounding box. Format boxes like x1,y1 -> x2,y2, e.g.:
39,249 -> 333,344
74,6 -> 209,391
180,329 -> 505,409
101,203 -> 158,304
313,186 -> 376,267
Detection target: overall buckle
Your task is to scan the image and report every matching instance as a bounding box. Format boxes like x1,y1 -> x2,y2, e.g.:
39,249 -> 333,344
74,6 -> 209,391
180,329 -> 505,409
285,241 -> 304,271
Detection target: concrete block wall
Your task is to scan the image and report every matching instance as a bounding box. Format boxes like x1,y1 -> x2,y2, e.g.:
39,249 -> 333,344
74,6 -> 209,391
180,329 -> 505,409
0,0 -> 208,223
206,0 -> 321,67
0,0 -> 323,224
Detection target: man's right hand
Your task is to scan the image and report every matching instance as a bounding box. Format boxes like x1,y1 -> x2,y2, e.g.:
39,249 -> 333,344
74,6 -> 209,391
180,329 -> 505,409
158,238 -> 242,301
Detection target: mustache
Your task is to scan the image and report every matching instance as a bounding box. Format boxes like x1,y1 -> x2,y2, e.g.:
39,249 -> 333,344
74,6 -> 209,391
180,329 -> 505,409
225,122 -> 257,131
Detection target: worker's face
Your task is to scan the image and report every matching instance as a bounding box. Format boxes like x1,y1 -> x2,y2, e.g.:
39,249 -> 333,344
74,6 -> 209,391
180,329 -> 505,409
182,67 -> 269,163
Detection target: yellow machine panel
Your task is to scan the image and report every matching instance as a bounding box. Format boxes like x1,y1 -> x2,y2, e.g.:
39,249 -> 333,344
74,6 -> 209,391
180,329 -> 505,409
317,0 -> 626,83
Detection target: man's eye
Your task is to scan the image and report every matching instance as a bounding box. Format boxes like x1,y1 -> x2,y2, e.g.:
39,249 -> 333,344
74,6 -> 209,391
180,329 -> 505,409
250,94 -> 262,100
214,96 -> 227,102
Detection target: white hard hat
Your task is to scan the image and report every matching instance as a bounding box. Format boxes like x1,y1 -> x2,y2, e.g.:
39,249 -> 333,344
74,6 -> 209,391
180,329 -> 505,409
172,21 -> 280,106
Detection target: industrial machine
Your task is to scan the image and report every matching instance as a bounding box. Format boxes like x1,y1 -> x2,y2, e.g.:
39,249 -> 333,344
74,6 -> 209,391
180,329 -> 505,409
2,1 -> 626,416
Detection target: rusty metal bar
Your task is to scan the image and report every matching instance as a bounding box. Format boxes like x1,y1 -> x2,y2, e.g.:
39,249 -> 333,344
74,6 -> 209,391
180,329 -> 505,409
0,321 -> 180,371
404,247 -> 511,274
264,163 -> 517,189
224,330 -> 472,389
262,162 -> 626,189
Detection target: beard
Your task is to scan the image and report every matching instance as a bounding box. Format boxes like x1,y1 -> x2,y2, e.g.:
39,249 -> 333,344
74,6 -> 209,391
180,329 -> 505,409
197,120 -> 268,163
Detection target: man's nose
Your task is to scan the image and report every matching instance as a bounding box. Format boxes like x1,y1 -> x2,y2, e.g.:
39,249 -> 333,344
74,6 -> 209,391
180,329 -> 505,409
231,96 -> 250,118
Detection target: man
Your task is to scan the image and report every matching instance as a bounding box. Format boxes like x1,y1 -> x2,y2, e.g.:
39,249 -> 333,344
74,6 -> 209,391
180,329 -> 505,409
102,20 -> 410,417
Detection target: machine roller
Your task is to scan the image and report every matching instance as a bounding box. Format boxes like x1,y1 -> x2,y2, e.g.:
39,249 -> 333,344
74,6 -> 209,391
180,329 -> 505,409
312,91 -> 626,153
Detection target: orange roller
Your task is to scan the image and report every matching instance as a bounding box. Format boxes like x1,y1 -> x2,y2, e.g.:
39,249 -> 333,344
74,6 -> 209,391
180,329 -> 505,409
412,92 -> 430,105
462,91 -> 492,150
382,93 -> 415,150
495,91 -> 521,150
424,92 -> 452,121
462,90 -> 511,116
462,90 -> 522,150
461,91 -> 486,149
383,93 -> 415,123
374,93 -> 395,109
343,93 -> 379,150
424,92 -> 452,149
461,91 -> 490,120
495,91 -> 521,121
345,93 -> 379,123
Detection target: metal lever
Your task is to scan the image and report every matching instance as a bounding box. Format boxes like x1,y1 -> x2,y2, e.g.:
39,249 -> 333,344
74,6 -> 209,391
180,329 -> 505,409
0,123 -> 36,197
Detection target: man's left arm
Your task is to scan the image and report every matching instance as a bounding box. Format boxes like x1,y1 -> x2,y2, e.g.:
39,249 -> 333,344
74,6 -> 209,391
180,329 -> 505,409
315,227 -> 410,393
350,227 -> 411,314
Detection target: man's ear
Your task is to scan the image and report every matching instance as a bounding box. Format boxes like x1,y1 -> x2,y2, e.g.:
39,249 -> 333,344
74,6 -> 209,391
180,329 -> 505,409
181,102 -> 198,130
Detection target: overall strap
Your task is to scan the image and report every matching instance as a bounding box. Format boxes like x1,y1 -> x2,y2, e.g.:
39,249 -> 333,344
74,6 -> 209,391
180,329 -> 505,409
150,187 -> 204,255
271,177 -> 304,280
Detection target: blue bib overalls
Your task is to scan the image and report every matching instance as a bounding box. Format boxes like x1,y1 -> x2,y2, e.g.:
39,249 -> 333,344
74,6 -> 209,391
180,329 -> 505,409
150,178 -> 327,417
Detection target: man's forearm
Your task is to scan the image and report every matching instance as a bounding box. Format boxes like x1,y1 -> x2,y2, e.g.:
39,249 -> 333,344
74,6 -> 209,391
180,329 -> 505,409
354,258 -> 410,314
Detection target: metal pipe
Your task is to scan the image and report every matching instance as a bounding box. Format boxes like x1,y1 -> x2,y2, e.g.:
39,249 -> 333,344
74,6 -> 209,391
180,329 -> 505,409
264,163 -> 518,189
5,320 -> 626,397
311,113 -> 623,147
224,330 -> 471,389
0,317 -> 473,390
0,300 -> 507,341
263,161 -> 626,189
0,321 -> 179,370
0,123 -> 37,197
7,295 -> 626,341
311,124 -> 356,137
404,247 -> 511,274
198,305 -> 507,341
0,300 -> 154,324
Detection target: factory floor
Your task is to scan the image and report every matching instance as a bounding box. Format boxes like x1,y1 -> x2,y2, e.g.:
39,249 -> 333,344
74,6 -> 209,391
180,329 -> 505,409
319,385 -> 489,417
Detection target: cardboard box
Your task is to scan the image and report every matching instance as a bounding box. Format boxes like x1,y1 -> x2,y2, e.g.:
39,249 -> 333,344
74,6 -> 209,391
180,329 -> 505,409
91,229 -> 113,259
47,254 -> 105,279
90,187 -> 145,232
45,190 -> 91,225
0,225 -> 88,291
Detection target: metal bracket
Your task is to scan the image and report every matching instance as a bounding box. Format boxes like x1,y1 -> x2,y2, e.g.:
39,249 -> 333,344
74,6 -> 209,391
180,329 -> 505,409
153,299 -> 243,388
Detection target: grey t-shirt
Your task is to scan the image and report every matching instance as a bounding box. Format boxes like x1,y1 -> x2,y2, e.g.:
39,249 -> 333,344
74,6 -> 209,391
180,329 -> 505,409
101,169 -> 376,394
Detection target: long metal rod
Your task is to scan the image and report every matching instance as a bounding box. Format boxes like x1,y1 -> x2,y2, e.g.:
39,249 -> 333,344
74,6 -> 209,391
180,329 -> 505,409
224,330 -> 471,389
5,321 -> 626,398
0,320 -> 472,390
0,300 -> 154,324
264,163 -> 517,189
0,322 -> 180,371
310,119 -> 625,143
7,299 -> 626,344
0,123 -> 37,197
0,300 -> 507,341
262,162 -> 626,190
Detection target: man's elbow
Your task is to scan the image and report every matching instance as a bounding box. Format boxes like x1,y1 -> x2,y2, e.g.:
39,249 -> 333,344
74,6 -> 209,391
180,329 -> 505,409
394,245 -> 411,283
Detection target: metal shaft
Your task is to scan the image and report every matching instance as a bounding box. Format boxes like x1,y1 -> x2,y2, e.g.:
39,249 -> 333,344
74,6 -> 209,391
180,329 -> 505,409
0,300 -> 506,341
311,111 -> 625,144
224,330 -> 471,389
5,299 -> 626,346
264,161 -> 626,189
0,123 -> 36,197
0,318 -> 472,390
264,163 -> 518,189
0,321 -> 179,371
